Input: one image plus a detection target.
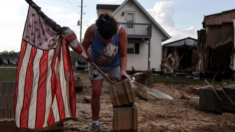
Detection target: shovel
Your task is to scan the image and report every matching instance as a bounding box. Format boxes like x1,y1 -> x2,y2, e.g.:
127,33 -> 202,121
90,62 -> 115,84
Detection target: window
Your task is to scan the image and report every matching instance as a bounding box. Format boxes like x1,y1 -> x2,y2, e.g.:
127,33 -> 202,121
127,43 -> 139,54
126,12 -> 134,28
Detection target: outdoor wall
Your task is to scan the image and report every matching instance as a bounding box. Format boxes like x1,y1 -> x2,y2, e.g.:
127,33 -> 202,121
126,40 -> 148,71
113,0 -> 168,71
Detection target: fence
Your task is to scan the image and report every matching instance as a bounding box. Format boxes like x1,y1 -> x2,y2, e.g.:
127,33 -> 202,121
0,81 -> 15,119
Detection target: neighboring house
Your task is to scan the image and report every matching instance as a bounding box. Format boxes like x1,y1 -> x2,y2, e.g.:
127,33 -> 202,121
162,37 -> 198,72
197,9 -> 235,79
96,0 -> 170,71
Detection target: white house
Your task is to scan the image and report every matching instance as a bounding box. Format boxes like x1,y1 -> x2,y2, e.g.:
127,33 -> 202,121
96,0 -> 170,71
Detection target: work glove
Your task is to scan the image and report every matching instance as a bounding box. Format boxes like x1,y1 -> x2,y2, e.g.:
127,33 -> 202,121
61,28 -> 92,63
119,71 -> 131,81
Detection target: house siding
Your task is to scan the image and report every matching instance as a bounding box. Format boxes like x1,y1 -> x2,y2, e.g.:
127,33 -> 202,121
112,0 -> 167,71
126,40 -> 148,71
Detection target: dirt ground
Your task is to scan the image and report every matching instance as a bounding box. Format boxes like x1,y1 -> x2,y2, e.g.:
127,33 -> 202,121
63,78 -> 235,132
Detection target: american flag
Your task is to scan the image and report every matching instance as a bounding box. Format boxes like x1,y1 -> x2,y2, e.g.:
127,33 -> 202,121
14,0 -> 89,129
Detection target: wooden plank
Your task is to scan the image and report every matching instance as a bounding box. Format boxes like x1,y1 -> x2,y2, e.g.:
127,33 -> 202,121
8,82 -> 16,96
107,79 -> 135,107
0,82 -> 8,95
221,84 -> 235,113
199,86 -> 222,113
0,96 -> 7,119
8,95 -> 14,118
113,103 -> 138,131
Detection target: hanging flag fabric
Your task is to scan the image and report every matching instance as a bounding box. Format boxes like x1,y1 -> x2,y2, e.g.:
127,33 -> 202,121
14,0 -> 91,129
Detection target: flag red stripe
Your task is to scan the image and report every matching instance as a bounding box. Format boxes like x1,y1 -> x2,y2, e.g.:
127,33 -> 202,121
35,51 -> 48,128
14,40 -> 28,123
62,39 -> 69,83
67,47 -> 76,118
63,40 -> 76,118
47,109 -> 55,126
47,49 -> 57,125
20,46 -> 37,128
65,33 -> 77,44
56,46 -> 66,120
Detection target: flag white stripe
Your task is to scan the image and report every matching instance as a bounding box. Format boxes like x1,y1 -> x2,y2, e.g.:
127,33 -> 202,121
15,43 -> 32,127
28,49 -> 44,128
81,46 -> 88,59
69,38 -> 79,49
52,96 -> 60,122
61,28 -> 74,39
43,49 -> 55,127
59,49 -> 70,118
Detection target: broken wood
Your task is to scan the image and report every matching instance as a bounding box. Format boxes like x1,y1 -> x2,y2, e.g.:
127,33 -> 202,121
176,53 -> 185,70
131,81 -> 173,101
132,71 -> 154,88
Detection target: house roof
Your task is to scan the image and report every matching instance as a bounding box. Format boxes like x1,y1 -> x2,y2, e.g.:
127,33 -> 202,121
112,0 -> 171,41
163,37 -> 197,47
96,4 -> 120,11
203,8 -> 235,26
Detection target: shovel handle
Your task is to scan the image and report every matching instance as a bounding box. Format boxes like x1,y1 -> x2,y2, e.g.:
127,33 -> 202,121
91,62 -> 114,84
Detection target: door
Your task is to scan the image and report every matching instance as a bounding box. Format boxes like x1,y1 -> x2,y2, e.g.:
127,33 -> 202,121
125,12 -> 135,35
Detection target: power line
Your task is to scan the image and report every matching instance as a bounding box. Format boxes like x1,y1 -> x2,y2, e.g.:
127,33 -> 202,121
73,0 -> 79,5
65,0 -> 79,13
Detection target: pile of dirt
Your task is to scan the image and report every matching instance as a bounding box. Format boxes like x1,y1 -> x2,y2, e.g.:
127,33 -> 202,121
63,79 -> 235,132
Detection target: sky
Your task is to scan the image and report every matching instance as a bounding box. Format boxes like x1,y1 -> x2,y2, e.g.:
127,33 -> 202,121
1,0 -> 235,52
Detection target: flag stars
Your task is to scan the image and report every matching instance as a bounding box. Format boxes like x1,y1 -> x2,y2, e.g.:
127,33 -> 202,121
25,36 -> 29,39
48,45 -> 51,48
36,29 -> 39,32
32,13 -> 36,17
29,24 -> 32,28
34,21 -> 38,24
37,35 -> 40,39
45,38 -> 48,42
39,42 -> 42,46
31,32 -> 34,36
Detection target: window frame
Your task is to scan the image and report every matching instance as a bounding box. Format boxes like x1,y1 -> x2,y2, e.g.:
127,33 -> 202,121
127,43 -> 139,54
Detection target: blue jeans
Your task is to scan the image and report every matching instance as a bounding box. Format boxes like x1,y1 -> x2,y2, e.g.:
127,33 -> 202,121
88,63 -> 120,80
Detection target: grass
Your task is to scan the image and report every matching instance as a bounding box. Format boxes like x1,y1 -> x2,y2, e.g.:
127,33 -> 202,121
0,68 -> 89,84
0,68 -> 17,84
1,68 -> 234,86
154,75 -> 235,85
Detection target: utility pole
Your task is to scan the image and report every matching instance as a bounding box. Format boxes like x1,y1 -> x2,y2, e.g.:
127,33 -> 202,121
80,0 -> 83,43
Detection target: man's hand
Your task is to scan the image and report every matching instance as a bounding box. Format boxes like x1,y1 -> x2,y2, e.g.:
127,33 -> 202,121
119,71 -> 131,81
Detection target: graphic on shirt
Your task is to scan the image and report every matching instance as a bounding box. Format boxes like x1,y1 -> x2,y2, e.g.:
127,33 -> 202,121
96,43 -> 118,65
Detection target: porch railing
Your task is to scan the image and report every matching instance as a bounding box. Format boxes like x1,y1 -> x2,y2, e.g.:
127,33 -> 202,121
120,23 -> 152,39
